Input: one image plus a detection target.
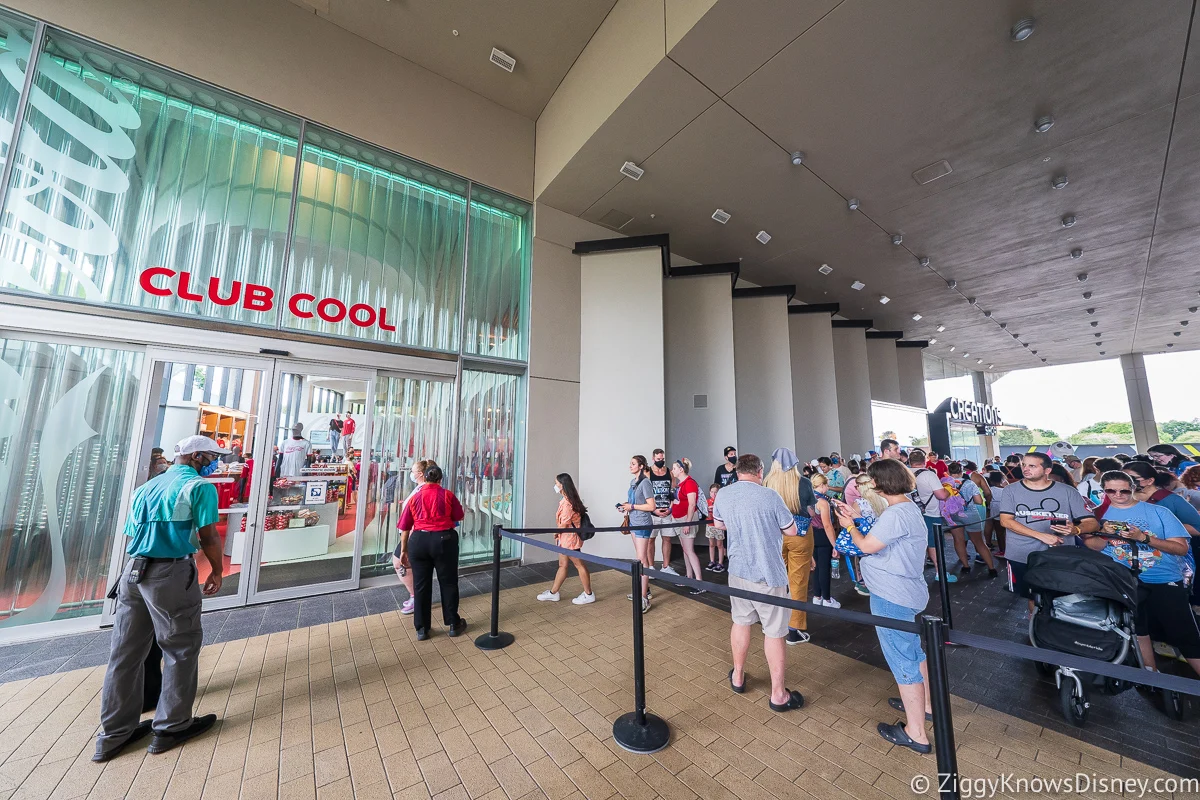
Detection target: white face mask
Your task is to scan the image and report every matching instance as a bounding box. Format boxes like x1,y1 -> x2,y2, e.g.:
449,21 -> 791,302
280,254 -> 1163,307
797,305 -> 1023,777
553,484 -> 561,494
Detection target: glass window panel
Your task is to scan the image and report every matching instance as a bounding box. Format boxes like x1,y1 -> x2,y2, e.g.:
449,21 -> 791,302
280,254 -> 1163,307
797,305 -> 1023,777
362,375 -> 454,577
0,11 -> 36,181
455,370 -> 524,565
0,336 -> 143,627
285,126 -> 467,351
464,188 -> 530,359
0,28 -> 299,324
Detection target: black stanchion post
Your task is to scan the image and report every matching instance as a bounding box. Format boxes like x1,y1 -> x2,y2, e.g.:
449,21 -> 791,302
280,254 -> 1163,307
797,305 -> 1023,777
932,522 -> 954,631
923,616 -> 960,800
612,560 -> 670,754
475,524 -> 515,651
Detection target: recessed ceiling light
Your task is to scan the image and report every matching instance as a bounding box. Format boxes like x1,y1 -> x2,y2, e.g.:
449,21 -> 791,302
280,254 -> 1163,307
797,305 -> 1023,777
949,346 -> 956,352
756,230 -> 772,244
891,233 -> 904,245
1070,249 -> 1083,259
1077,272 -> 1088,282
1062,214 -> 1077,228
999,322 -> 1008,329
1023,342 -> 1029,347
1168,343 -> 1175,348
983,310 -> 992,317
1086,308 -> 1096,315
1090,321 -> 1099,327
1095,341 -> 1103,346
929,338 -> 938,344
1031,349 -> 1038,354
962,352 -> 970,358
1034,116 -> 1055,133
619,161 -> 644,180
1010,17 -> 1036,41
790,151 -> 805,166
1051,175 -> 1069,189
946,279 -> 957,289
936,325 -> 946,332
967,297 -> 978,305
1083,291 -> 1093,299
1099,352 -> 1105,355
1041,358 -> 1048,362
1190,307 -> 1198,313
977,359 -> 984,364
1182,320 -> 1190,326
1094,332 -> 1102,338
847,198 -> 860,211
919,257 -> 931,267
879,295 -> 891,304
911,313 -> 922,321
818,263 -> 833,275
851,280 -> 865,291
712,208 -> 731,224
988,364 -> 995,369
1174,331 -> 1182,337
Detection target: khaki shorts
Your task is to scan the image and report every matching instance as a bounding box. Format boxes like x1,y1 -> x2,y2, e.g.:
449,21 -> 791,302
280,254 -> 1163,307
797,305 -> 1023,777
728,574 -> 790,639
652,514 -> 677,536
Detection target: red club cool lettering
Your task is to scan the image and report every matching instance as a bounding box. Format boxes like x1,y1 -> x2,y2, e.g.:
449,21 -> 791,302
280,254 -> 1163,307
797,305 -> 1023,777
139,268 -> 397,332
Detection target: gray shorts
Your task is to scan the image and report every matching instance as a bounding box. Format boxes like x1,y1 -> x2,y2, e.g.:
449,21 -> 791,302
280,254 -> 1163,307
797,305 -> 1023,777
728,574 -> 789,638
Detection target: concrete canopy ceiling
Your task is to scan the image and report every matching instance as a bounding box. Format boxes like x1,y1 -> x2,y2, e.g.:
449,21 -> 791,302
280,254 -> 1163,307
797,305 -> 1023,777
537,0 -> 1200,372
295,0 -> 617,119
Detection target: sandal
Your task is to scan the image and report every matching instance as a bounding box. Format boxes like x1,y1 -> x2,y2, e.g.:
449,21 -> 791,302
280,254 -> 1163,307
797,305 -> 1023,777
729,668 -> 746,694
769,689 -> 805,712
888,697 -> 932,722
877,721 -> 932,754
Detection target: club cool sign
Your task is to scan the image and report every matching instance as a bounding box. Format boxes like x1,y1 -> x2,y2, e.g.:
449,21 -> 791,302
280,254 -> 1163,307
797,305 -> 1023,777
137,267 -> 402,332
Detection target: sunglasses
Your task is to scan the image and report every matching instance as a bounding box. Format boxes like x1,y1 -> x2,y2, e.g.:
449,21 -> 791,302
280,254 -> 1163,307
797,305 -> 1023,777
1103,488 -> 1133,496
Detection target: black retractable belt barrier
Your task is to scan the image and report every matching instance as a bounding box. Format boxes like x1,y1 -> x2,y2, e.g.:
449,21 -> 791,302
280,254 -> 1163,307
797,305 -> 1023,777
923,616 -> 960,800
932,522 -> 954,632
475,524 -> 515,651
612,561 -> 670,754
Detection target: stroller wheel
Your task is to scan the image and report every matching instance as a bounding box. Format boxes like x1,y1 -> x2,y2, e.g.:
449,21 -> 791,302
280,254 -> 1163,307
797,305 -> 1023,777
1034,661 -> 1055,678
1162,688 -> 1186,721
1059,679 -> 1090,727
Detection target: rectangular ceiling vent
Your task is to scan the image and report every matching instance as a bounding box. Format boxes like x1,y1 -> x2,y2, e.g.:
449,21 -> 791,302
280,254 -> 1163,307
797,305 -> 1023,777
712,208 -> 731,224
620,161 -> 644,180
490,47 -> 517,73
598,208 -> 634,231
756,230 -> 771,244
912,159 -> 952,185
818,263 -> 833,275
693,394 -> 708,409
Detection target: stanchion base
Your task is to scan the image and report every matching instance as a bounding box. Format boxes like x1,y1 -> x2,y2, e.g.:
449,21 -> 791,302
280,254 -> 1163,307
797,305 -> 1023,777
612,711 -> 670,754
474,631 -> 515,651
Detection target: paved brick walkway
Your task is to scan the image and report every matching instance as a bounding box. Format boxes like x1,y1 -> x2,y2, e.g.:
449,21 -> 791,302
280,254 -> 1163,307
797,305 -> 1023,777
0,570 -> 1191,800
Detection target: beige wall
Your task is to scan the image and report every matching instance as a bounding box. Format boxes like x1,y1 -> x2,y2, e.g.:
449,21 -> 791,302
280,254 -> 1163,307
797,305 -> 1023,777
733,295 -> 795,462
9,0 -> 534,198
788,311 -> 841,459
897,347 -> 928,409
866,339 -> 902,405
664,274 -> 737,488
832,327 -> 875,456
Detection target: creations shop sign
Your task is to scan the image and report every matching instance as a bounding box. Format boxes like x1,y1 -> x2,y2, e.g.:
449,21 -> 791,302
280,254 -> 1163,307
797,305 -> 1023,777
947,397 -> 1002,435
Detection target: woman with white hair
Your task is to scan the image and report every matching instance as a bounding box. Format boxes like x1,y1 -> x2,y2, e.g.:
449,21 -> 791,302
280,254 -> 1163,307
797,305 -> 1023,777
764,448 -> 817,645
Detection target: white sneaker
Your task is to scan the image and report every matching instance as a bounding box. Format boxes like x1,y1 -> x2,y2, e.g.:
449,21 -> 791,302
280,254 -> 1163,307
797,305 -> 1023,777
660,566 -> 679,576
811,597 -> 825,606
641,596 -> 651,613
537,590 -> 560,602
572,592 -> 596,605
824,597 -> 841,609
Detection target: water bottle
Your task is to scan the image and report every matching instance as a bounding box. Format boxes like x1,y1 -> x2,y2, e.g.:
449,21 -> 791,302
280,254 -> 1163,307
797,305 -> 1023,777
831,557 -> 841,580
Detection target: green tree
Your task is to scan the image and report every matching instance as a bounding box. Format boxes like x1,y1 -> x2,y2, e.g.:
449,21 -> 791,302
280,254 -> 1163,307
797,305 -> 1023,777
999,428 -> 1059,446
1159,419 -> 1200,441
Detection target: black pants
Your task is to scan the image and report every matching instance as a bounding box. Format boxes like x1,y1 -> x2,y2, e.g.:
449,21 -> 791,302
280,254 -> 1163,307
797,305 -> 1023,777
409,529 -> 461,633
812,540 -> 833,600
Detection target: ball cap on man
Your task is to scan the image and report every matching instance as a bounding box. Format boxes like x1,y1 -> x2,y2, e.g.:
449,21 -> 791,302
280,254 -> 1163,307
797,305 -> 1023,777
174,435 -> 230,456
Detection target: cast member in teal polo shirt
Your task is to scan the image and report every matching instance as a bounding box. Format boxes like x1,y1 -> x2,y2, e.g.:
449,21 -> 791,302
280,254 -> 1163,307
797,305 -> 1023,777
94,435 -> 227,762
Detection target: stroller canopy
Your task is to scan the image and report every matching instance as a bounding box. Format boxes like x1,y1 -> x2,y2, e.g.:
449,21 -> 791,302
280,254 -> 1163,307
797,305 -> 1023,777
1024,547 -> 1138,609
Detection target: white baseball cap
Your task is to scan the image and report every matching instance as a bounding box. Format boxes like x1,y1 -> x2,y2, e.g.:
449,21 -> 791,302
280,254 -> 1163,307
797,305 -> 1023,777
175,435 -> 230,456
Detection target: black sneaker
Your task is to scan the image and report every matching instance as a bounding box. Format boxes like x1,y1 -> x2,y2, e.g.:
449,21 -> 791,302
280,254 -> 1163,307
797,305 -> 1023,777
448,618 -> 468,638
785,629 -> 810,646
416,628 -> 430,641
146,715 -> 217,755
987,568 -> 998,579
93,720 -> 153,763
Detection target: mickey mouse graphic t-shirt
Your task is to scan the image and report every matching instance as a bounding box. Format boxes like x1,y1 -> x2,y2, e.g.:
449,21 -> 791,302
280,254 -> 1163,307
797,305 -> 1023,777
997,480 -> 1094,564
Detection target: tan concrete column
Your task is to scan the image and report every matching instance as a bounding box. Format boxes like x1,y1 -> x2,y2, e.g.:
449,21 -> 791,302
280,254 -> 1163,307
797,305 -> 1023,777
788,305 -> 841,458
896,342 -> 928,409
865,332 -> 903,405
733,287 -> 796,462
831,321 -> 875,456
1120,353 -> 1160,453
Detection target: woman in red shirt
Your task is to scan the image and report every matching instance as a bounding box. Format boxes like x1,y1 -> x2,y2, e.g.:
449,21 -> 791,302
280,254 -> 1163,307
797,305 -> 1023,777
398,465 -> 466,640
670,458 -> 705,592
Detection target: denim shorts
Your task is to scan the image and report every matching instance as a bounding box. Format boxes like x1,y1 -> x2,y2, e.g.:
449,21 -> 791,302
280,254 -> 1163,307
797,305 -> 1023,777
870,593 -> 926,685
923,514 -> 941,548
629,522 -> 653,539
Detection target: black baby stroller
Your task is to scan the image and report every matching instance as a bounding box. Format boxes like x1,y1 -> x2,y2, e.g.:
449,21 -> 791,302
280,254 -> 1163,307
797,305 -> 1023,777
1024,546 -> 1167,726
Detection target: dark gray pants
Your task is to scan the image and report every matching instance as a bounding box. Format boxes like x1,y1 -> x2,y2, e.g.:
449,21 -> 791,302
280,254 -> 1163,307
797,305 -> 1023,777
97,558 -> 203,755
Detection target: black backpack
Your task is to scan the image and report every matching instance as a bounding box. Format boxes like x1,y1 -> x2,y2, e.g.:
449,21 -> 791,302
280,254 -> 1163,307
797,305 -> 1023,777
577,511 -> 596,541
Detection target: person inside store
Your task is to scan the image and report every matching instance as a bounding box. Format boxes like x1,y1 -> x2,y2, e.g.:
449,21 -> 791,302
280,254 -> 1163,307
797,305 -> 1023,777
620,455 -> 656,611
647,449 -> 677,573
1082,471 -> 1200,677
94,435 -> 226,763
1148,443 -> 1200,477
536,472 -> 596,605
832,458 -> 932,754
711,454 -> 804,712
341,413 -> 357,460
329,413 -> 343,454
715,445 -> 739,488
763,447 -> 816,644
397,464 -> 467,640
279,422 -> 312,478
998,452 -> 1098,611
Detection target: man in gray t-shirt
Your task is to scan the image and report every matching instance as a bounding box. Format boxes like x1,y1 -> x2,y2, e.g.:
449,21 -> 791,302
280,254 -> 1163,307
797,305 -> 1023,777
712,455 -> 803,712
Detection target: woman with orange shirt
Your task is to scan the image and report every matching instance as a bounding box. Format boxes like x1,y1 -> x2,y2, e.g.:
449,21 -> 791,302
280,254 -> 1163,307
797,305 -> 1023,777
537,473 -> 596,605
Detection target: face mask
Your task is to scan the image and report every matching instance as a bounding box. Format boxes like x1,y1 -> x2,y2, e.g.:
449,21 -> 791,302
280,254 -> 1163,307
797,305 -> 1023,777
198,458 -> 220,477
553,484 -> 561,494
654,459 -> 666,468
727,455 -> 737,464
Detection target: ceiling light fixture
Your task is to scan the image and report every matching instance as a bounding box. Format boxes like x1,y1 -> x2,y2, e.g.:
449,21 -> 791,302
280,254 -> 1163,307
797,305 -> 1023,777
879,295 -> 891,304
819,263 -> 833,275
912,313 -> 922,321
999,322 -> 1008,329
790,151 -> 805,166
1086,308 -> 1096,315
756,230 -> 772,244
1034,115 -> 1055,133
1051,174 -> 1069,189
847,197 -> 860,211
929,338 -> 938,344
946,279 -> 957,289
919,257 -> 931,267
1183,320 -> 1190,326
1095,341 -> 1103,346
1190,307 -> 1198,313
851,280 -> 865,290
891,233 -> 904,245
1083,291 -> 1093,299
949,346 -> 955,352
1070,248 -> 1083,259
712,208 -> 731,224
489,47 -> 517,72
1090,321 -> 1099,327
988,364 -> 995,369
963,352 -> 970,358
1175,331 -> 1183,337
1077,272 -> 1088,282
1099,352 -> 1105,356
1031,349 -> 1038,354
1041,358 -> 1048,363
619,161 -> 644,180
977,359 -> 984,364
1168,343 -> 1175,348
1010,17 -> 1036,41
983,310 -> 993,317
1062,214 -> 1077,228
936,325 -> 946,332
967,297 -> 978,305
1094,332 -> 1102,338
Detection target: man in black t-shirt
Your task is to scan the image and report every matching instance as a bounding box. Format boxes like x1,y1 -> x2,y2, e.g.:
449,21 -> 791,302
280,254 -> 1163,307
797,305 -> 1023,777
715,445 -> 739,488
646,449 -> 677,573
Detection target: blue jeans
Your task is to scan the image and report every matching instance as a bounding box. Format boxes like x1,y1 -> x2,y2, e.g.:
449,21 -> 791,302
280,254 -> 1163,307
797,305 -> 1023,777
871,593 -> 926,685
923,515 -> 941,548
